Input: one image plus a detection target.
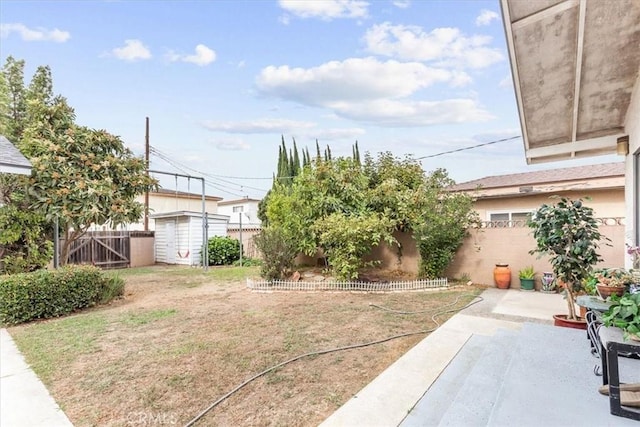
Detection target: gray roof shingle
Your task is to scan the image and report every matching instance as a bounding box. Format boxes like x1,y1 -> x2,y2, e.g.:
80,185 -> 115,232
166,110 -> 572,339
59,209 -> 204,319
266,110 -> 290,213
0,135 -> 32,171
450,162 -> 625,191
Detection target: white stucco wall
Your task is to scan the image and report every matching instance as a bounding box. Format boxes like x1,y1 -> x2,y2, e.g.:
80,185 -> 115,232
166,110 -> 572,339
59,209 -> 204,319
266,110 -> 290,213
625,77 -> 640,268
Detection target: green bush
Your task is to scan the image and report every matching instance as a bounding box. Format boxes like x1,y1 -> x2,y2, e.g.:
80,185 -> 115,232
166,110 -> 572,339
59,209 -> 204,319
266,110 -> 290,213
0,265 -> 124,325
207,236 -> 241,265
253,226 -> 298,280
231,257 -> 262,267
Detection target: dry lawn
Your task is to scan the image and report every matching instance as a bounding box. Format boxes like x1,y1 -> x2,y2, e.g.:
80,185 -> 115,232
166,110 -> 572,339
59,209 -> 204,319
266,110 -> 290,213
9,266 -> 481,426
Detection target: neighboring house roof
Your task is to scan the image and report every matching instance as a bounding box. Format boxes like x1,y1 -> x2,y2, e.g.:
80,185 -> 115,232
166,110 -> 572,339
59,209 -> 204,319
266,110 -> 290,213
154,188 -> 222,202
218,197 -> 261,206
500,0 -> 640,164
0,135 -> 32,175
150,210 -> 229,221
450,162 -> 624,199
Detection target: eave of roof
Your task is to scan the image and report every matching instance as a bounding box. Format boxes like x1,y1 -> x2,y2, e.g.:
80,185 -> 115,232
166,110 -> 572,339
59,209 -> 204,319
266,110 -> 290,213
500,0 -> 640,164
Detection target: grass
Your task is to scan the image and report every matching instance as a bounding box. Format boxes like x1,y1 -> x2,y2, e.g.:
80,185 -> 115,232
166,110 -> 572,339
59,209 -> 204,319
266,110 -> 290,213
8,266 -> 481,426
11,313 -> 108,384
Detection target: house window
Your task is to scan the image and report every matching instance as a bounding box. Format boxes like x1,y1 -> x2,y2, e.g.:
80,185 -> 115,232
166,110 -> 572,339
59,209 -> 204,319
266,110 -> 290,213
232,206 -> 244,213
488,211 -> 532,227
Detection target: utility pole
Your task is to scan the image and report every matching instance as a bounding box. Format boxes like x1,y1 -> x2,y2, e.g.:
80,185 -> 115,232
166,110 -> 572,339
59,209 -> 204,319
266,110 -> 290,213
144,117 -> 150,231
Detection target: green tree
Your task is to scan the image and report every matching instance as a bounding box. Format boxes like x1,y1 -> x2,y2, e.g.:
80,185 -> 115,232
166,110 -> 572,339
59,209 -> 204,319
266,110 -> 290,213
21,98 -> 157,263
1,56 -> 27,143
314,212 -> 394,280
0,58 -> 53,273
0,175 -> 53,273
528,198 -> 606,320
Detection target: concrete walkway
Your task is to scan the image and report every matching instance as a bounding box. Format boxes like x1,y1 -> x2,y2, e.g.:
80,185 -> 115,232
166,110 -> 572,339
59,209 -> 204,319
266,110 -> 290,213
0,328 -> 73,427
320,287 -> 580,426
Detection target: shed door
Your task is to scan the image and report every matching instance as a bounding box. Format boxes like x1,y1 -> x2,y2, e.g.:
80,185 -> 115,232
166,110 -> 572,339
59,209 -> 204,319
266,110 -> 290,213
165,221 -> 176,264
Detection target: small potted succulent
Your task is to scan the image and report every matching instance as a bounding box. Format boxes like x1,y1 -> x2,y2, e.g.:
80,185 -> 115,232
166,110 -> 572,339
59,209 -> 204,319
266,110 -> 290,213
595,268 -> 632,300
518,265 -> 536,291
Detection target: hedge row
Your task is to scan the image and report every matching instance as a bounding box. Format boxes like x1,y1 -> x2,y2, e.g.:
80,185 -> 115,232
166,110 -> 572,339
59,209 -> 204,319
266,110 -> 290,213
0,265 -> 124,325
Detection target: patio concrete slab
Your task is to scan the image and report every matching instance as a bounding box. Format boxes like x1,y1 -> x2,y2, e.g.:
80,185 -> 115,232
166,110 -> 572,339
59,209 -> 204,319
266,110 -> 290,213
320,311 -> 522,427
0,328 -> 73,427
491,288 -> 569,321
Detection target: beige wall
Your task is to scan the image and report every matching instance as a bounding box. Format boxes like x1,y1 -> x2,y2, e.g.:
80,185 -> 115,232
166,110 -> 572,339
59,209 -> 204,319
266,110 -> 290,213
130,236 -> 155,267
472,189 -> 624,220
444,223 -> 624,289
227,227 -> 262,259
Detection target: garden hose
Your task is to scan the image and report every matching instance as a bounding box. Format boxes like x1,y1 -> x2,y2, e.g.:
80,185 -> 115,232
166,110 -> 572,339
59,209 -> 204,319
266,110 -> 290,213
184,293 -> 483,427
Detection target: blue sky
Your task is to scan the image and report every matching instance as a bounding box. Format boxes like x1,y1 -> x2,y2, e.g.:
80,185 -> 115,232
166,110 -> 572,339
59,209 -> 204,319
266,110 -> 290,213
0,0 -> 618,200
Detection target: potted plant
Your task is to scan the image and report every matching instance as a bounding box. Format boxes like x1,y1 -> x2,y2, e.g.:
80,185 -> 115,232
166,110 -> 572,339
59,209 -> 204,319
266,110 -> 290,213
518,265 -> 536,291
602,292 -> 640,341
595,267 -> 631,299
528,197 -> 607,328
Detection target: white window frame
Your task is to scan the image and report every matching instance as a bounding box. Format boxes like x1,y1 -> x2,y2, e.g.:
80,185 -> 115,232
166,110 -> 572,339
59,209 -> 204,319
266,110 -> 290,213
487,210 -> 534,227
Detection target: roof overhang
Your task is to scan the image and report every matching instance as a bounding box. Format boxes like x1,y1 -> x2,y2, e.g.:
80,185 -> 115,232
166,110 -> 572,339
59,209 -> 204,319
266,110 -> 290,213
501,0 -> 640,164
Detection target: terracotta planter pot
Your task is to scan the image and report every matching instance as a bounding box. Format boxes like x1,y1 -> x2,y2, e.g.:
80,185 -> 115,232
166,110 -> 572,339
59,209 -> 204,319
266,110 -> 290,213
494,264 -> 511,289
553,314 -> 587,330
596,284 -> 626,300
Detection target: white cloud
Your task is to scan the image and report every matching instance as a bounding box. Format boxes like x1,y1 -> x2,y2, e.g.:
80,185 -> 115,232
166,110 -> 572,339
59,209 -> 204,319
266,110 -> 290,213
499,74 -> 512,88
0,23 -> 70,42
363,22 -> 503,69
278,0 -> 369,21
256,57 -> 464,106
214,138 -> 251,151
393,0 -> 411,9
328,98 -> 494,126
202,118 -> 316,134
110,39 -> 152,61
476,9 -> 500,26
167,44 -> 216,66
254,57 -> 492,127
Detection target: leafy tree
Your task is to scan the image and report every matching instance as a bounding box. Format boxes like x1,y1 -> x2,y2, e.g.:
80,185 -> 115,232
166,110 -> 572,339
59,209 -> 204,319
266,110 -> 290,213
267,157 -> 372,258
0,57 -> 158,268
1,56 -> 27,143
0,175 -> 53,273
413,170 -> 478,279
528,198 -> 606,320
314,212 -> 394,280
20,98 -> 157,263
0,58 -> 53,273
253,226 -> 298,280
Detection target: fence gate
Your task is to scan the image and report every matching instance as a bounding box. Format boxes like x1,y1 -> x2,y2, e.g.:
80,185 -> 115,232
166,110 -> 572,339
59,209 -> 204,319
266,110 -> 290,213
64,231 -> 131,268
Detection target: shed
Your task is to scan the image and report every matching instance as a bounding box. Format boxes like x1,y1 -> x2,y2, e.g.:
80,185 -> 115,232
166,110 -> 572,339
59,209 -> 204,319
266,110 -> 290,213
151,211 -> 230,266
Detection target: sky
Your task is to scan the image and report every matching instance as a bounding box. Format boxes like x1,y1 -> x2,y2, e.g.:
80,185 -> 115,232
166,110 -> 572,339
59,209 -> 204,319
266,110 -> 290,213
0,0 -> 619,201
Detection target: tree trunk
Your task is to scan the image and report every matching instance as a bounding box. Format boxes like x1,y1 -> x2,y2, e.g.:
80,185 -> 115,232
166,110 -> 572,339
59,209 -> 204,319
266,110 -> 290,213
564,281 -> 577,320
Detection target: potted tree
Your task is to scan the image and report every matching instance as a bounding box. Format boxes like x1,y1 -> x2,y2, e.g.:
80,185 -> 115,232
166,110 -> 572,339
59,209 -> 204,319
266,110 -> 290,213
528,197 -> 607,328
518,265 -> 536,291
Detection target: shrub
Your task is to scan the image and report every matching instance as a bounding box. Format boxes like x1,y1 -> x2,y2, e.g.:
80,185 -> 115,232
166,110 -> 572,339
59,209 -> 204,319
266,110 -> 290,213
231,257 -> 262,267
253,226 -> 298,280
0,265 -> 124,325
207,236 -> 241,266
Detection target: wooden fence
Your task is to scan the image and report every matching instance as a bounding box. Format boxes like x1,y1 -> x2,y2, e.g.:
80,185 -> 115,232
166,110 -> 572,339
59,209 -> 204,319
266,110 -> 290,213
63,230 -> 154,269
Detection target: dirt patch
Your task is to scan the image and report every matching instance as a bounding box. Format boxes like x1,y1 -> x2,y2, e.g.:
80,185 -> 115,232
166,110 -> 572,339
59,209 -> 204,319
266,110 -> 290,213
10,266 -> 480,426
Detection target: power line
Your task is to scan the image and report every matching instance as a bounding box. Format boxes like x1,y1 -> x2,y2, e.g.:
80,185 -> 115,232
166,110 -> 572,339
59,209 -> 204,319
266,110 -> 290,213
415,135 -> 521,160
150,146 -> 270,193
149,148 -> 257,197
